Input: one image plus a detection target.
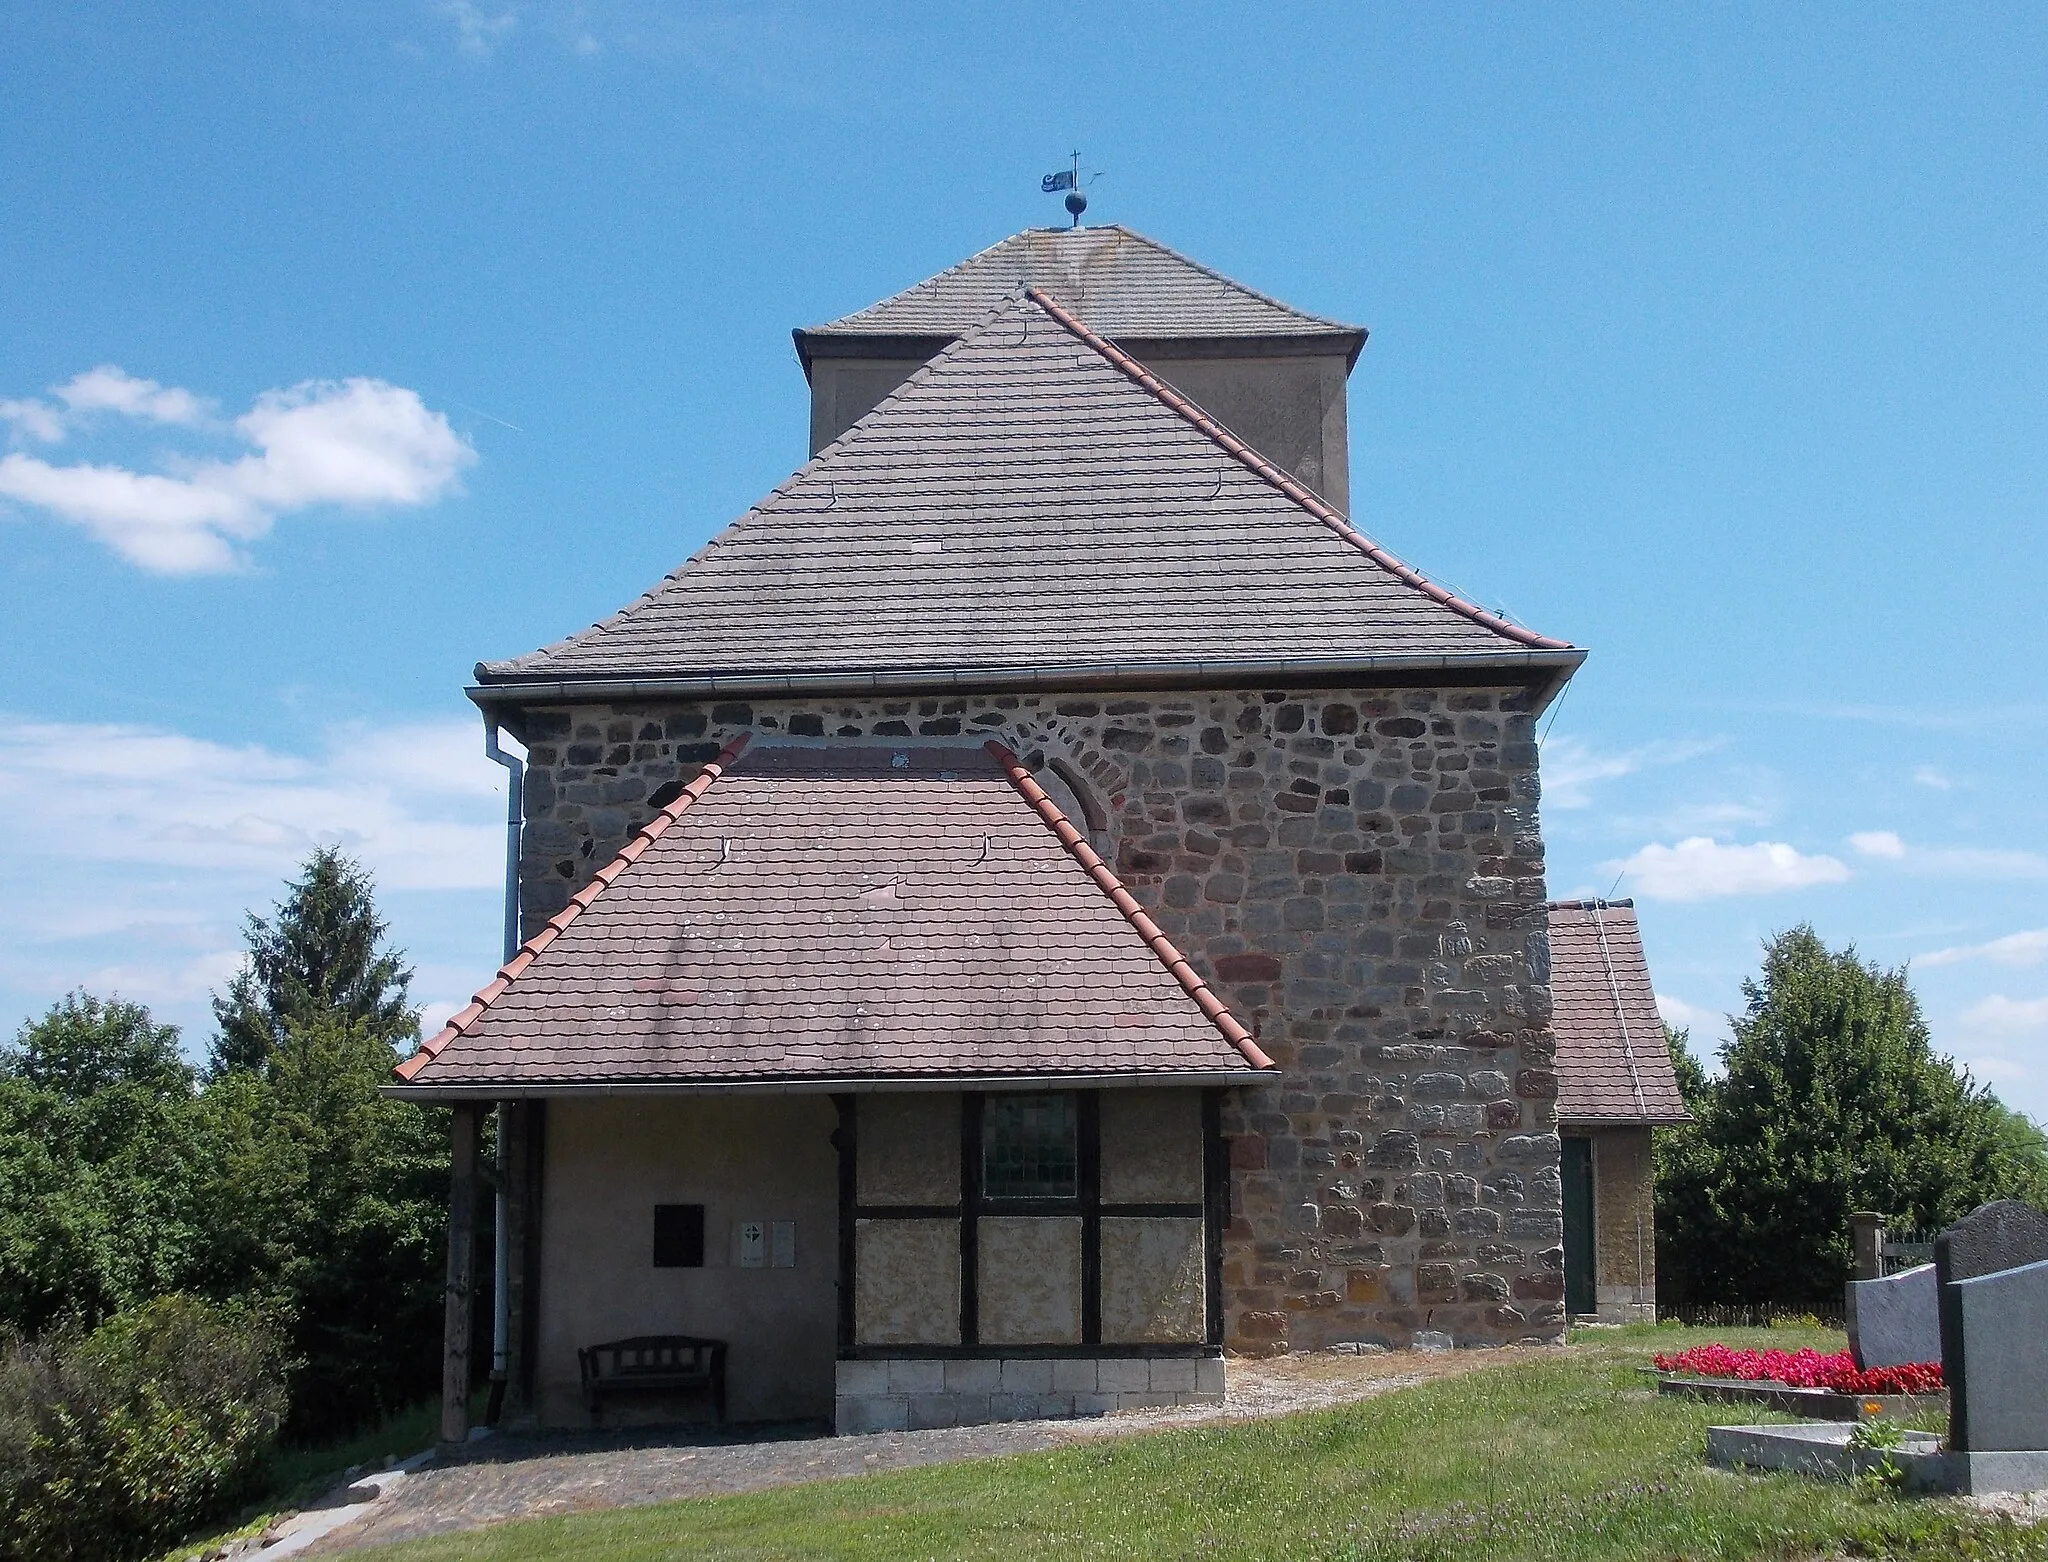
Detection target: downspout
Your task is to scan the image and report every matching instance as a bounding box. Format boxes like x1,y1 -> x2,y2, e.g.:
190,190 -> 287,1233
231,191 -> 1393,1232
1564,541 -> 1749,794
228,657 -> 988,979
482,718 -> 523,1421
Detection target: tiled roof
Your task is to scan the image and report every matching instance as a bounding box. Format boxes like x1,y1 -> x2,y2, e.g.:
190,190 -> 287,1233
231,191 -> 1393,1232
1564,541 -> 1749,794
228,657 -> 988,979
1547,900 -> 1691,1125
479,289 -> 1575,690
394,739 -> 1270,1094
798,225 -> 1361,347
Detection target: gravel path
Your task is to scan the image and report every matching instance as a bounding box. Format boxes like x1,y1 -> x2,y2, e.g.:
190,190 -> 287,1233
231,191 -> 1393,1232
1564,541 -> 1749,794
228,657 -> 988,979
306,1349 -> 1499,1555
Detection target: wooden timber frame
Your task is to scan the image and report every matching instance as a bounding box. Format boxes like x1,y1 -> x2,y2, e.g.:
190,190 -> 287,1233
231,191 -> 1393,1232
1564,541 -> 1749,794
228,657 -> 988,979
831,1087 -> 1229,1359
500,1099 -> 547,1421
442,1100 -> 551,1440
441,1102 -> 480,1443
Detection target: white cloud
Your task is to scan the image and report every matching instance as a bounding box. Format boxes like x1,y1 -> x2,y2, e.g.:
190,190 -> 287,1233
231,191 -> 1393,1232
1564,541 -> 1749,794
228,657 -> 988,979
0,396 -> 65,442
3,366 -> 214,444
438,0 -> 518,55
1537,734 -> 1721,810
0,373 -> 475,574
0,713 -> 511,1052
1607,837 -> 1851,902
55,366 -> 212,427
1913,766 -> 1954,791
0,714 -> 505,890
1656,991 -> 1724,1036
1922,930 -> 2048,969
1845,831 -> 2048,882
1961,996 -> 2048,1038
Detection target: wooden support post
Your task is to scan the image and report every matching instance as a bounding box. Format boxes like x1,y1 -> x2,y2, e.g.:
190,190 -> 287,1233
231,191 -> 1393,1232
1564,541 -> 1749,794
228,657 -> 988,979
500,1100 -> 528,1421
1850,1211 -> 1885,1283
442,1102 -> 480,1445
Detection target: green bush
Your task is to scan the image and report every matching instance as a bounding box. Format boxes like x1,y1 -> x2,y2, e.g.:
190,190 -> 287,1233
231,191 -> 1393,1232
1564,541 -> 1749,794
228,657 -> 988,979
0,1295 -> 288,1562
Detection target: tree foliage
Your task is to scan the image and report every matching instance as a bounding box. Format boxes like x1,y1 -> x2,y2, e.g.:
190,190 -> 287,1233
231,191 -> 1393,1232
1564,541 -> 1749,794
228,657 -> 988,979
0,849 -> 450,1448
0,1295 -> 287,1562
0,998 -> 208,1335
1,992 -> 192,1100
194,1016 -> 448,1436
209,846 -> 416,1076
1656,926 -> 2048,1307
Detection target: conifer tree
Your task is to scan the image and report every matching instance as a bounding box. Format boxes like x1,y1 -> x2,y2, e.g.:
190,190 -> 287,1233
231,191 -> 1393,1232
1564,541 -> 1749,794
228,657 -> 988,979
209,847 -> 416,1076
1655,926 -> 2048,1306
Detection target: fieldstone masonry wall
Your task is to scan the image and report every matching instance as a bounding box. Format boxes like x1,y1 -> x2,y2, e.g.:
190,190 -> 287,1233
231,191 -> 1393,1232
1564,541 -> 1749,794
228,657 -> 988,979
509,683 -> 1565,1352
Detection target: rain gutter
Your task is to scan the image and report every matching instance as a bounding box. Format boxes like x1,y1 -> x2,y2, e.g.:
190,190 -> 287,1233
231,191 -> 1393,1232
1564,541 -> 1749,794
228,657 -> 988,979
385,1068 -> 1263,1103
478,719 -> 523,1411
466,648 -> 1586,717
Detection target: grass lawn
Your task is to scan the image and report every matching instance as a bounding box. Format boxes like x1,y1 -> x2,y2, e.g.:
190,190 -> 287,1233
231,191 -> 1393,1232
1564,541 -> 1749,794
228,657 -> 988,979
346,1327 -> 2046,1561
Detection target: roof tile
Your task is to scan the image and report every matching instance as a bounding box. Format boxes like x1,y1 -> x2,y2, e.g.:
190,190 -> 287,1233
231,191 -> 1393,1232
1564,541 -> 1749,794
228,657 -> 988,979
398,743 -> 1267,1092
800,225 -> 1359,343
1547,900 -> 1691,1125
482,291 -> 1572,687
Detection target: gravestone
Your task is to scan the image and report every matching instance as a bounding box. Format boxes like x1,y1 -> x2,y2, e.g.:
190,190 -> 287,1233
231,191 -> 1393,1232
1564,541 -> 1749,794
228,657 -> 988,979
1950,1257 -> 2048,1453
1846,1262 -> 1939,1369
1937,1200 -> 2048,1451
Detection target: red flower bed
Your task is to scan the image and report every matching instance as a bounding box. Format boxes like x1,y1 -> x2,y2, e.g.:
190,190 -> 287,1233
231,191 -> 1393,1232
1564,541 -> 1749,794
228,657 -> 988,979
1651,1344 -> 1942,1395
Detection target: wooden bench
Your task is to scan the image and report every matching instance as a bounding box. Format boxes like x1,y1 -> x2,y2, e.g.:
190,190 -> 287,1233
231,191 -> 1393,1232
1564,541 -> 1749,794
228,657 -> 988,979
577,1335 -> 727,1422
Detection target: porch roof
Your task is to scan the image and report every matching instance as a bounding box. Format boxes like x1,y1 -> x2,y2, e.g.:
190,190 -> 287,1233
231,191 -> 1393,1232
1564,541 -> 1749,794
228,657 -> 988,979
1548,899 -> 1691,1126
392,738 -> 1272,1097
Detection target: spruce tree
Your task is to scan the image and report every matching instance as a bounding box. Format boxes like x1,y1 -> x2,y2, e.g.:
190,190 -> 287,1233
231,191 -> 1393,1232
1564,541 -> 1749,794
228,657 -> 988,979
1655,926 -> 2048,1306
209,847 -> 416,1076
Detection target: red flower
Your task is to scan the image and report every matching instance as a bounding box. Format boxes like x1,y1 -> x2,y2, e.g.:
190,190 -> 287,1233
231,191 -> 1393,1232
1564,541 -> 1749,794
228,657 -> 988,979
1651,1344 -> 1941,1394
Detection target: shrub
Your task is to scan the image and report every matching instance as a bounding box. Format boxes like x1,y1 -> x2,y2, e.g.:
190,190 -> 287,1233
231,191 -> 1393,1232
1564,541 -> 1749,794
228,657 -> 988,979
0,1295 -> 288,1562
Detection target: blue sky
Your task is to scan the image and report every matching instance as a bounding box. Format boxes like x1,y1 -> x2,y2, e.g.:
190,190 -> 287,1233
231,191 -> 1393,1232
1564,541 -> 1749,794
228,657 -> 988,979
2,3 -> 2044,1112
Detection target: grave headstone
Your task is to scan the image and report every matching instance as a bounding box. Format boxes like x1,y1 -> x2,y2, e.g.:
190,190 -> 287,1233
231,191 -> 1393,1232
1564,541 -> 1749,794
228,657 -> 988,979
1937,1200 -> 2048,1451
1950,1257 -> 2048,1453
1846,1262 -> 1939,1369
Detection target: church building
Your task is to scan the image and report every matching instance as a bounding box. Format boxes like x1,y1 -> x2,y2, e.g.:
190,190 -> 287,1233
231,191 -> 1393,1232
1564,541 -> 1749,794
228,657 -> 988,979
392,224 -> 1596,1435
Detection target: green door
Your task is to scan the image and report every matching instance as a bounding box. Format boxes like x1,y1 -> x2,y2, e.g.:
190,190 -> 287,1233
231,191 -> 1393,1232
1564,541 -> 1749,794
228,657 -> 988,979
1561,1137 -> 1596,1317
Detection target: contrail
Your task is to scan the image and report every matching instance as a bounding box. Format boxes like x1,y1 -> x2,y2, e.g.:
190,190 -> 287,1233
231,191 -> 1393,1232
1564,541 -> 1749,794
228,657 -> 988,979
450,401 -> 524,433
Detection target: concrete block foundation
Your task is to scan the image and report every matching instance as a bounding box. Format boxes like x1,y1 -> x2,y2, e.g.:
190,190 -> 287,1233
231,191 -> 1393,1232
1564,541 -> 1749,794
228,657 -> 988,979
835,1356 -> 1225,1434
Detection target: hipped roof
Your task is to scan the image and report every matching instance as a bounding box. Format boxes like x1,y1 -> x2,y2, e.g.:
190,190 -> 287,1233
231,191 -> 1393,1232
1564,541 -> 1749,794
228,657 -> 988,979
393,738 -> 1271,1096
477,289 -> 1576,698
796,225 -> 1364,364
1548,900 -> 1691,1126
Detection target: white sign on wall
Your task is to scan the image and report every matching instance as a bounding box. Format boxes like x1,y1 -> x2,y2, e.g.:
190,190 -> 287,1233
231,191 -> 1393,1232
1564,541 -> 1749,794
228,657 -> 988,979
736,1220 -> 766,1268
735,1220 -> 797,1269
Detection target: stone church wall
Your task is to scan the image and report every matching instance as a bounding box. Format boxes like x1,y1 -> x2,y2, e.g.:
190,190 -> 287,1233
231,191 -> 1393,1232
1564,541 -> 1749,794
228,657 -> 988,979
507,682 -> 1564,1351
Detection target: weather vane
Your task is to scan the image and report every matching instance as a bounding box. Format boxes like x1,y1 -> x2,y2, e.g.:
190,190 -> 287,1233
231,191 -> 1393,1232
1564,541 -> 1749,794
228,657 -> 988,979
1040,151 -> 1095,227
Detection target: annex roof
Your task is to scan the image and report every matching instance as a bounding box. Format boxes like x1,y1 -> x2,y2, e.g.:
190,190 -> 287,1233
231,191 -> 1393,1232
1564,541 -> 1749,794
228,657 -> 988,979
476,289 -> 1576,698
392,737 -> 1271,1096
1547,899 -> 1691,1126
796,225 -> 1363,360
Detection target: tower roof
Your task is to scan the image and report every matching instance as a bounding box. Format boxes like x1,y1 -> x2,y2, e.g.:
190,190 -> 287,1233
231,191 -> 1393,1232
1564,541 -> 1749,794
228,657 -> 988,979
796,225 -> 1364,368
474,289 -> 1576,702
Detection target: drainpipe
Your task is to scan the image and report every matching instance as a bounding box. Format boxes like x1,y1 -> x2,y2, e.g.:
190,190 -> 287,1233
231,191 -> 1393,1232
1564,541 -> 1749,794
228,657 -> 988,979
482,719 -> 524,1419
